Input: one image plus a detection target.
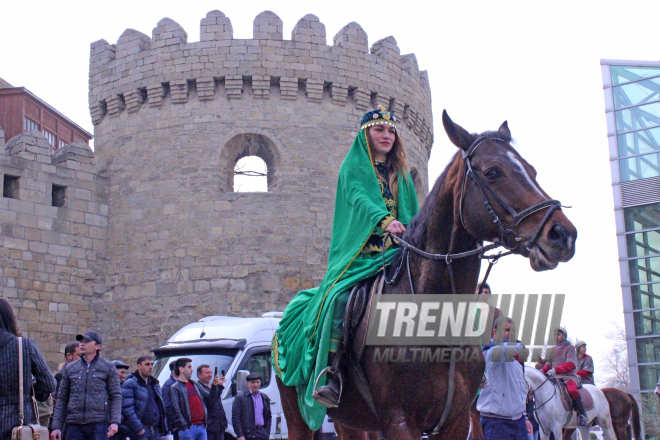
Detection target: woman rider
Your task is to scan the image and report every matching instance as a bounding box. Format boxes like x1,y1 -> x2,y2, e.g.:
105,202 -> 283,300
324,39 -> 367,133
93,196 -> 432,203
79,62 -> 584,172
272,106 -> 419,430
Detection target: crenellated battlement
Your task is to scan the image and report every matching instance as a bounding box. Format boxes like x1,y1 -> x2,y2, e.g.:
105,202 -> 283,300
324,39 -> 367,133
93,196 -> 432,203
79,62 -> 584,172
88,10 -> 433,144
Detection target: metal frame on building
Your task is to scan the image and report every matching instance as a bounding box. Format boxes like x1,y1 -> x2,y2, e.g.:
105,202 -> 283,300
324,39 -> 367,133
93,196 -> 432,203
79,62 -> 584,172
602,59 -> 660,405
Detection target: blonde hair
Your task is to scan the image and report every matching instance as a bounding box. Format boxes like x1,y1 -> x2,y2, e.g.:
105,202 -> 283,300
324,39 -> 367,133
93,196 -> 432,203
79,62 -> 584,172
367,127 -> 409,203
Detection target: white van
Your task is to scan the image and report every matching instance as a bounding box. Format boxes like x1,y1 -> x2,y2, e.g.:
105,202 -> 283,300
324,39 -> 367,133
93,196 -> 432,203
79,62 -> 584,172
152,312 -> 336,440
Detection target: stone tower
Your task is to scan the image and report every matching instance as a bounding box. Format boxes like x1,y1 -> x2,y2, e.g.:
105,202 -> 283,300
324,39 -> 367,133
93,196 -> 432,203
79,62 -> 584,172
14,10 -> 433,362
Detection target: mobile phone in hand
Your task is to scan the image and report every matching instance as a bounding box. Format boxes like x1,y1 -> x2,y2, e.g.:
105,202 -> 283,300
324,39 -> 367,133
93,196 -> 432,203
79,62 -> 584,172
221,370 -> 225,376
214,366 -> 218,376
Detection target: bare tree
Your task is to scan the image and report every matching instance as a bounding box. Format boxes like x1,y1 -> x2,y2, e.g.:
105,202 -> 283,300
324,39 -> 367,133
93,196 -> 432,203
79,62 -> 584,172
600,322 -> 631,392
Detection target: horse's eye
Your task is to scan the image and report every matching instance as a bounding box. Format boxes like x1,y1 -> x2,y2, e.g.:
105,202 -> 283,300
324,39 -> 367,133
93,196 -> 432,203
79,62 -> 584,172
484,168 -> 502,181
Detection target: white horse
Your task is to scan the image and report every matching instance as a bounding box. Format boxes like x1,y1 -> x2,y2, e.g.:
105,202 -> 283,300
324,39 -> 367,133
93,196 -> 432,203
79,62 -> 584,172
525,367 -> 616,440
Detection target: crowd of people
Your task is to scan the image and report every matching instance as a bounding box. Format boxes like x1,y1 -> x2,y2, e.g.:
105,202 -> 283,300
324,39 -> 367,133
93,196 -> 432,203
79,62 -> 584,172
475,283 -> 596,440
0,299 -> 271,440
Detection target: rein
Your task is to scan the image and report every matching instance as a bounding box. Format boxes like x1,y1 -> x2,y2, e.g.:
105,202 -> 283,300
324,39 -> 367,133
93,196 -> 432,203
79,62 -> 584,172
379,135 -> 564,438
528,376 -> 557,436
382,135 -> 562,297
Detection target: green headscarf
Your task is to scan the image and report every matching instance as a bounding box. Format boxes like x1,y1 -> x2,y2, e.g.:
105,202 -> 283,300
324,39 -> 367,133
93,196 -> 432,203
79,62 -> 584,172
272,128 -> 419,430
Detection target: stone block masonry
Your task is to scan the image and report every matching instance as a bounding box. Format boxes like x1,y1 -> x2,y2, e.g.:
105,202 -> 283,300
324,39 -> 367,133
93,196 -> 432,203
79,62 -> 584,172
0,131 -> 108,368
1,9 -> 434,366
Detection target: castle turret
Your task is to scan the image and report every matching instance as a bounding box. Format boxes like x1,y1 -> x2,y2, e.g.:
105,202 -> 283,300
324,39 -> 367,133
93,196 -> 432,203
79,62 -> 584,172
87,11 -> 433,358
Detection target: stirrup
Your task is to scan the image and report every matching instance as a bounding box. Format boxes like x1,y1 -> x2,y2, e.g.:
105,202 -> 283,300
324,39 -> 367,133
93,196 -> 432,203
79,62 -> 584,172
312,366 -> 343,408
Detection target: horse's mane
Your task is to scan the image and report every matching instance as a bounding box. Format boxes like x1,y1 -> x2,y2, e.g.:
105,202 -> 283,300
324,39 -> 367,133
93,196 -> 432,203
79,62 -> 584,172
388,130 -> 508,270
403,150 -> 459,247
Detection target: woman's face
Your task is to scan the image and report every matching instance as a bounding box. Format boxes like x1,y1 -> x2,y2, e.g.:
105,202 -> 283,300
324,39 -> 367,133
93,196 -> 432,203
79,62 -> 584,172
369,125 -> 396,160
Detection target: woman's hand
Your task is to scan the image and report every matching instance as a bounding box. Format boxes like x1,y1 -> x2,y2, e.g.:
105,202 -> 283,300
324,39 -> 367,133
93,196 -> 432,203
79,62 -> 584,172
385,220 -> 406,236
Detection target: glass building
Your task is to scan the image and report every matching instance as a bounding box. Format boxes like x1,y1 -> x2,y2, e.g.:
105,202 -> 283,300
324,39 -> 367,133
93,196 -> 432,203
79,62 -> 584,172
602,60 -> 660,405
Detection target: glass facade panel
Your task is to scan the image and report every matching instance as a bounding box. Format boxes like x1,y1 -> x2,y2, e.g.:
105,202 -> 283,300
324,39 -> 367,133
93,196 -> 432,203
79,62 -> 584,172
624,203 -> 660,232
629,256 -> 660,284
635,310 -> 660,336
620,153 -> 660,181
617,127 -> 660,158
611,66 -> 660,85
639,363 -> 660,391
616,101 -> 660,133
614,77 -> 660,109
637,337 -> 660,363
627,229 -> 660,257
632,283 -> 660,310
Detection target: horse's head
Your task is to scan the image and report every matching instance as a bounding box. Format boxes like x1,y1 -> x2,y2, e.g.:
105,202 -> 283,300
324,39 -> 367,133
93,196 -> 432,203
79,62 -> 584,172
442,110 -> 576,271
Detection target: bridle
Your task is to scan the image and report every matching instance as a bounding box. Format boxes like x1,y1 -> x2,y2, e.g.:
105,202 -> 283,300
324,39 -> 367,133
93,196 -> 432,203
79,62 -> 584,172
460,136 -> 562,251
384,135 -> 564,296
381,135 -> 565,438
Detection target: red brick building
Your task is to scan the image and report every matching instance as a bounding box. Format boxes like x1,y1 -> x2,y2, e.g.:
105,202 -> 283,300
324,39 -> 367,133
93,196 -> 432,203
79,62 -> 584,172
0,79 -> 92,153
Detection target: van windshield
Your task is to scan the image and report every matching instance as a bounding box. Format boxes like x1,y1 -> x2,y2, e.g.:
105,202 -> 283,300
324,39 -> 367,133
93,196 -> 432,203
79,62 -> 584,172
153,353 -> 235,385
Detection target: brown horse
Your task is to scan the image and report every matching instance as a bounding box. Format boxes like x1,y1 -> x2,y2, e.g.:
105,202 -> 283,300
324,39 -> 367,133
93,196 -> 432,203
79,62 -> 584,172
561,388 -> 641,440
277,111 -> 577,440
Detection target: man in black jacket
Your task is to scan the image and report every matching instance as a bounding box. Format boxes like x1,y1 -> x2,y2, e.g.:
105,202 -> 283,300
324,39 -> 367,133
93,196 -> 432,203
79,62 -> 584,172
197,365 -> 227,440
231,374 -> 271,440
162,361 -> 178,437
51,331 -> 122,440
169,358 -> 223,440
121,356 -> 167,440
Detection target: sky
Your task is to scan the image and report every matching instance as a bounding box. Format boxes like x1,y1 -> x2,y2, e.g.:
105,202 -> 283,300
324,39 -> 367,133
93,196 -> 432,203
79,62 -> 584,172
3,0 -> 660,384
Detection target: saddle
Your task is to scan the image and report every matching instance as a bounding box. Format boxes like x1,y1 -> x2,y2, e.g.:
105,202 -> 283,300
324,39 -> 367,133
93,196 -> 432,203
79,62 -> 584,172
343,272 -> 384,359
555,379 -> 594,411
335,272 -> 384,416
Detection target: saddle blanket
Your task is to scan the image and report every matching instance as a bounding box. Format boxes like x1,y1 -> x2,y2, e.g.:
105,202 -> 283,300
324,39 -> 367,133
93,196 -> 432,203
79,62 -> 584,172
557,381 -> 594,411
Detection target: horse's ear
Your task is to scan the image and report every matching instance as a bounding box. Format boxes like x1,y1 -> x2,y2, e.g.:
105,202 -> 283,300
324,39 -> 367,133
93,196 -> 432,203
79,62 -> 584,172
442,110 -> 476,151
498,121 -> 511,140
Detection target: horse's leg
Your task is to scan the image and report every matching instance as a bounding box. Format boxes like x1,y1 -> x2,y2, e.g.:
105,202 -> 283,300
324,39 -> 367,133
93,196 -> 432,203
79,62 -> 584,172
334,423 -> 369,440
276,376 -> 314,440
379,409 -> 420,440
468,399 -> 483,440
597,413 -> 618,440
562,428 -> 575,440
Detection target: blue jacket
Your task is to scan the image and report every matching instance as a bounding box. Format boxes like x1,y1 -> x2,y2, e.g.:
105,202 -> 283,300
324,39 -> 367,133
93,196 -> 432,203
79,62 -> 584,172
477,339 -> 528,420
121,372 -> 167,436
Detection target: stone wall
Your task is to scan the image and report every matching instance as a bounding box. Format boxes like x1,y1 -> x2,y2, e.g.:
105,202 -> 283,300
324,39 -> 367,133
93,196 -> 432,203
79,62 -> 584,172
0,130 -> 108,368
0,10 -> 433,366
88,10 -> 434,361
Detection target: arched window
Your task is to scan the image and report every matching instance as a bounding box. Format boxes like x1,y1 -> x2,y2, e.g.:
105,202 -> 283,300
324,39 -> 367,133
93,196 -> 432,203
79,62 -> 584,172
220,133 -> 281,193
234,156 -> 267,192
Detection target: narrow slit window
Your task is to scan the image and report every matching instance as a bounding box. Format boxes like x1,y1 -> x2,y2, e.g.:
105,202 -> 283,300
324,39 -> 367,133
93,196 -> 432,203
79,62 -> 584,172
3,175 -> 19,199
52,184 -> 66,207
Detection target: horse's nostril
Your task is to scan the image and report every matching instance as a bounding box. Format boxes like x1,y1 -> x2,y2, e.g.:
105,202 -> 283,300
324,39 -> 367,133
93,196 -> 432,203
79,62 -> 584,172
548,224 -> 566,242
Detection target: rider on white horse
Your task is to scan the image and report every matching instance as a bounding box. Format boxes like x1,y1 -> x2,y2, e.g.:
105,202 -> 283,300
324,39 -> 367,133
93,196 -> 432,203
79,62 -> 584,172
535,328 -> 587,426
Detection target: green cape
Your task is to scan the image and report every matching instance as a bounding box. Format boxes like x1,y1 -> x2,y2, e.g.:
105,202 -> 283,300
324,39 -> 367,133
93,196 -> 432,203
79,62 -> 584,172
272,129 -> 419,430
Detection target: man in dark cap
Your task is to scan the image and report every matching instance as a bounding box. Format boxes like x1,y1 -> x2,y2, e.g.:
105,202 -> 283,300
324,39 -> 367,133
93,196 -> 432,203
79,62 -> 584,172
51,331 -> 122,440
113,360 -> 130,385
232,373 -> 271,440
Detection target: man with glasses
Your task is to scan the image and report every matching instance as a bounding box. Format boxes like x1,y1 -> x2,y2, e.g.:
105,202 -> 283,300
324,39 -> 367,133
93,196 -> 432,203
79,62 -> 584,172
120,356 -> 167,440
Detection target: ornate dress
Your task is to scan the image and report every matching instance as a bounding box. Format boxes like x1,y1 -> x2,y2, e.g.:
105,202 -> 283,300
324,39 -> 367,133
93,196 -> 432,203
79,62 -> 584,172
272,125 -> 419,430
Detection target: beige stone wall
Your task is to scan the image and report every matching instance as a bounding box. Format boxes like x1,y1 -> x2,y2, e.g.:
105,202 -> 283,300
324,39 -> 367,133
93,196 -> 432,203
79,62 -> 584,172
0,131 -> 108,369
88,10 -> 434,362
0,10 -> 434,365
